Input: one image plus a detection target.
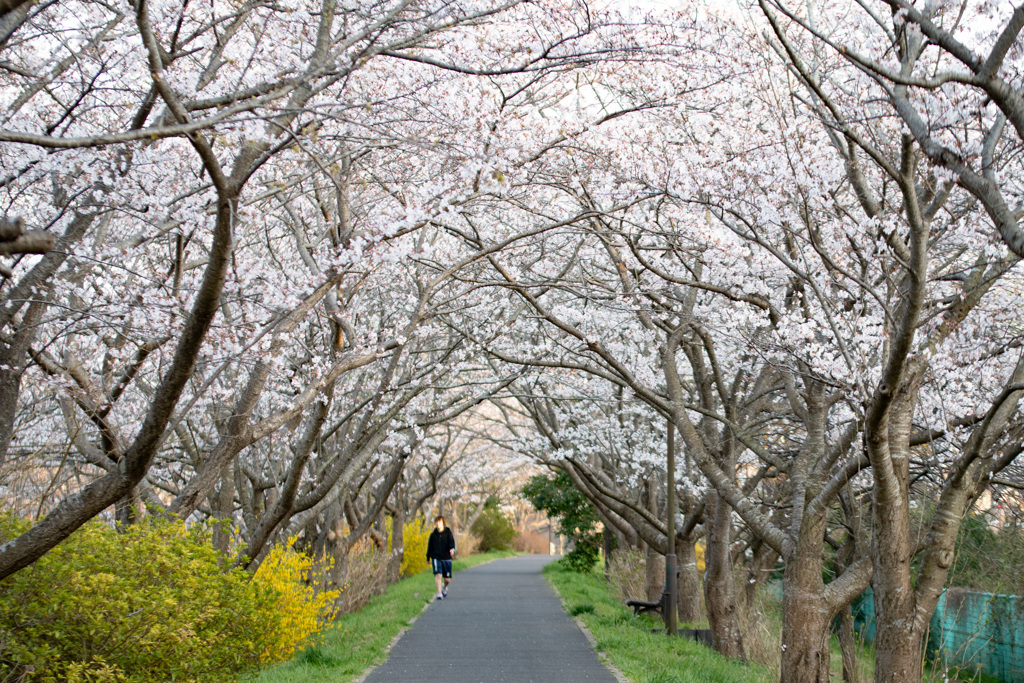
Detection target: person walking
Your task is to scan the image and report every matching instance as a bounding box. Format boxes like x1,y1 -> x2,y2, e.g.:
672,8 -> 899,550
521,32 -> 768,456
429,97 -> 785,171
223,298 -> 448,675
426,515 -> 456,600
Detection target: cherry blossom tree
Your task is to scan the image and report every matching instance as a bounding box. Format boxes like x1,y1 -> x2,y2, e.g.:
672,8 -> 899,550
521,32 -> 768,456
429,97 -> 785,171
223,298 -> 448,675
437,7 -> 1024,678
0,0 -> 621,579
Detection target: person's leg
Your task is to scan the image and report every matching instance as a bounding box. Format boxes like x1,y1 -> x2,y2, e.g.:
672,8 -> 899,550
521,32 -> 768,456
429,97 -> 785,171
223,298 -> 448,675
433,560 -> 444,598
441,560 -> 452,596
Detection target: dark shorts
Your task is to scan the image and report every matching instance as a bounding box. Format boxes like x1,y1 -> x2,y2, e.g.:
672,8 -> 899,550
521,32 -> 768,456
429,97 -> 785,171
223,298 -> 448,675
432,558 -> 453,579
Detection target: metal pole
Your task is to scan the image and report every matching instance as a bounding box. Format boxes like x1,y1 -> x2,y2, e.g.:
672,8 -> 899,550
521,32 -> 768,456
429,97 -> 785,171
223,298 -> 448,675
665,418 -> 678,636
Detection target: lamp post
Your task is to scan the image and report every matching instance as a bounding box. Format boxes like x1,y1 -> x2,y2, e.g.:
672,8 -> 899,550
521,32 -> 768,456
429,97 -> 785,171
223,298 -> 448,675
665,418 -> 678,636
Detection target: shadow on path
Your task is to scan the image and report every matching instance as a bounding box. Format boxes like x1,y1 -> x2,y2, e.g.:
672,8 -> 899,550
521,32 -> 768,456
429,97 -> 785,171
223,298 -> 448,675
363,554 -> 618,683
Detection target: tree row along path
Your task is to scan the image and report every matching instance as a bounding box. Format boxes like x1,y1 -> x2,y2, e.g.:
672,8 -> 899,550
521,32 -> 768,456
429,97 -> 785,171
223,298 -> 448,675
364,555 -> 618,682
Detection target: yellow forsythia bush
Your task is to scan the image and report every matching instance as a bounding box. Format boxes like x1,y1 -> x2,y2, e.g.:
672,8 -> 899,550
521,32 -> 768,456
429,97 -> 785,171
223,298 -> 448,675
253,541 -> 339,661
0,515 -> 337,681
0,515 -> 278,682
399,518 -> 432,577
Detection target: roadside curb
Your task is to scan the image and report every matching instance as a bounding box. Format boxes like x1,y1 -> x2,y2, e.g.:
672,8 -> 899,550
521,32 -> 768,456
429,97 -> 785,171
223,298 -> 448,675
351,597 -> 431,683
545,571 -> 631,683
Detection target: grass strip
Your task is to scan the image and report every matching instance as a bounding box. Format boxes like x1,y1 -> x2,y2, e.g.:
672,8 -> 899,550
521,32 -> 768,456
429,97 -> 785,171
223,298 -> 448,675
543,561 -> 774,683
254,550 -> 518,683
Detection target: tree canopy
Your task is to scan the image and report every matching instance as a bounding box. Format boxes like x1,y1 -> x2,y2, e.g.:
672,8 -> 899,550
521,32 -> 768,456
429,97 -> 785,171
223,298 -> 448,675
1,0 -> 1023,679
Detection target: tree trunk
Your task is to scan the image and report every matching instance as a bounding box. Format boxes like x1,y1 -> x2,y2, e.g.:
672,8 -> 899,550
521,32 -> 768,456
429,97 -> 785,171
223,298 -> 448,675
603,525 -> 613,582
0,300 -> 44,463
834,523 -> 861,683
0,189 -> 237,580
780,525 -> 831,683
212,464 -> 235,555
870,388 -> 923,683
114,488 -> 140,529
704,490 -> 746,660
330,535 -> 353,592
389,504 -> 404,584
677,536 -> 702,624
779,587 -> 831,683
744,538 -> 778,606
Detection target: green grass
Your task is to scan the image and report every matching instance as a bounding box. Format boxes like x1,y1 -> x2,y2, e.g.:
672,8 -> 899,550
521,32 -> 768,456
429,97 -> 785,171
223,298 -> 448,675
252,550 -> 518,683
543,561 -> 774,683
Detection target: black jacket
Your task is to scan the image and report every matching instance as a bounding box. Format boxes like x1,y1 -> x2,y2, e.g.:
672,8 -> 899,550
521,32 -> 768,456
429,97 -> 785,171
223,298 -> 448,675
426,527 -> 455,560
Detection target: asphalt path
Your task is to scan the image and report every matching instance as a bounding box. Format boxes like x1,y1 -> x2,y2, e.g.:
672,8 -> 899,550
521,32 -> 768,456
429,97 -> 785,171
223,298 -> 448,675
363,554 -> 618,683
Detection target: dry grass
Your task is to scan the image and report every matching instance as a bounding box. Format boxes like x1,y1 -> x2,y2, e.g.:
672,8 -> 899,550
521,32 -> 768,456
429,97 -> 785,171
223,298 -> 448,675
513,530 -> 550,554
455,531 -> 480,556
738,579 -> 782,670
606,547 -> 649,603
335,541 -> 390,615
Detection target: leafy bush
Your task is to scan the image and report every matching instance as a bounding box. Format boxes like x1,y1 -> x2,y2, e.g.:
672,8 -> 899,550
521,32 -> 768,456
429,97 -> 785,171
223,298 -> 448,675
947,514 -> 1024,595
560,541 -> 602,573
0,514 -> 330,682
904,507 -> 1024,595
522,472 -> 602,572
253,541 -> 339,661
470,496 -> 516,552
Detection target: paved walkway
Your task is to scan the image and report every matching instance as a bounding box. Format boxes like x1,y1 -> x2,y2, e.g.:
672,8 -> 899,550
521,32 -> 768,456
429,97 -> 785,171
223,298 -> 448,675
364,554 -> 618,683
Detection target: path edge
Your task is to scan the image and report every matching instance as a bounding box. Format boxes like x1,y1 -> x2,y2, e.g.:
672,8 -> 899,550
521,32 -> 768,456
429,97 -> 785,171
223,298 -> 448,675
352,552 -> 523,683
544,571 -> 631,683
350,598 -> 431,683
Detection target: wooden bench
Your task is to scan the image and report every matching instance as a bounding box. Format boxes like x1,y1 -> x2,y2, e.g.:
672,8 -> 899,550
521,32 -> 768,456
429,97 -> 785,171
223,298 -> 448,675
625,590 -> 669,617
625,594 -> 713,648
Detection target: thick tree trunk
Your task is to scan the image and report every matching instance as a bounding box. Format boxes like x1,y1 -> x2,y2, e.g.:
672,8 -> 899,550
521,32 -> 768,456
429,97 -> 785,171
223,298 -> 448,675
870,388 -> 923,683
704,491 -> 745,660
780,523 -> 831,683
677,536 -> 702,624
780,591 -> 831,683
873,613 -> 923,683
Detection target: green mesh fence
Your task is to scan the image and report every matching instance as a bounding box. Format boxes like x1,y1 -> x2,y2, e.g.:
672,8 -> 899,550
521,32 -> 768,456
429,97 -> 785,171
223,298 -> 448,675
851,588 -> 1024,682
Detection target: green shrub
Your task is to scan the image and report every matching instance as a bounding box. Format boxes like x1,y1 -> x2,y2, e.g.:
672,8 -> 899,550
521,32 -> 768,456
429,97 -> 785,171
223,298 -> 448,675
560,542 -> 601,573
0,514 -> 284,682
470,496 -> 516,552
947,514 -> 1024,595
522,472 -> 602,573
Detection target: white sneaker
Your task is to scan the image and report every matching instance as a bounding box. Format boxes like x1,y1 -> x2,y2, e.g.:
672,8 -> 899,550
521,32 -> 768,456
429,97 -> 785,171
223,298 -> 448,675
435,593 -> 443,601
442,587 -> 448,598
